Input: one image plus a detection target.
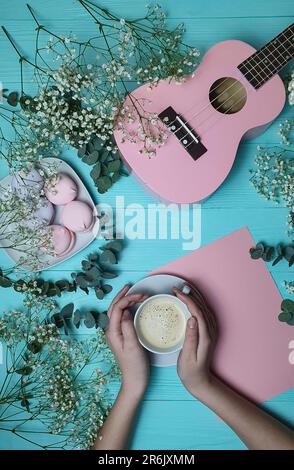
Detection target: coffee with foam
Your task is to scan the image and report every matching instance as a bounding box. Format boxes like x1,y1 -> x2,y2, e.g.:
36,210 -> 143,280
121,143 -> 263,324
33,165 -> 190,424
136,297 -> 186,350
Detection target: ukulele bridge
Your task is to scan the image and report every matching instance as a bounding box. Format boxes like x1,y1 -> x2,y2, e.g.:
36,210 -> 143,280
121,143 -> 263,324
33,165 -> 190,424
158,106 -> 207,160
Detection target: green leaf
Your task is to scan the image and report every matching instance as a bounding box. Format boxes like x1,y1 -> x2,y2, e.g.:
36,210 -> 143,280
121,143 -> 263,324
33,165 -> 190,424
95,287 -> 105,300
41,281 -> 50,295
27,341 -> 42,354
20,398 -> 30,412
272,254 -> 283,266
284,246 -> 294,261
101,240 -> 123,253
73,309 -> 81,328
16,367 -> 33,376
112,171 -> 120,183
281,299 -> 294,313
76,274 -> 89,289
78,145 -> 87,158
256,242 -> 264,253
0,276 -> 13,288
81,260 -> 92,271
278,311 -> 292,322
55,280 -> 70,291
98,312 -> 109,329
84,311 -> 96,328
102,284 -> 113,294
7,91 -> 19,106
107,160 -> 121,173
84,152 -> 100,165
277,244 -> 283,255
262,246 -> 274,262
88,265 -> 101,278
100,249 -> 117,264
287,316 -> 294,326
60,303 -> 74,319
96,175 -> 112,193
51,313 -> 64,328
249,248 -> 262,260
101,271 -> 117,279
88,253 -> 98,262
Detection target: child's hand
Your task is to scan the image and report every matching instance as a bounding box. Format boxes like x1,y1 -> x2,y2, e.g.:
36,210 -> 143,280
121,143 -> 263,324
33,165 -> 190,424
173,286 -> 217,397
106,285 -> 150,399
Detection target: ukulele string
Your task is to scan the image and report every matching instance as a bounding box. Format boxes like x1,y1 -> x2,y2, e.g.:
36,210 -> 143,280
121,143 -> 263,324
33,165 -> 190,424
173,31 -> 294,147
165,30 -> 294,145
184,92 -> 248,150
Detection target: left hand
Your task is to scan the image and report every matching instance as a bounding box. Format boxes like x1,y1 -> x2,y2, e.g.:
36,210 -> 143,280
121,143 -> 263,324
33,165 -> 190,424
106,285 -> 150,399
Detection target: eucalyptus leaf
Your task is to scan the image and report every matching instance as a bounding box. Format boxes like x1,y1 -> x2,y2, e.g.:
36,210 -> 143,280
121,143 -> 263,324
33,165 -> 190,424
78,145 -> 87,158
21,398 -> 30,412
287,316 -> 294,326
100,249 -> 117,264
55,280 -> 70,291
51,313 -> 64,329
102,284 -> 113,294
76,274 -> 89,289
15,367 -> 33,376
73,309 -> 81,327
281,299 -> 294,313
0,276 -> 13,288
83,151 -> 99,165
88,253 -> 98,262
81,260 -> 92,271
112,171 -> 120,183
278,311 -> 292,322
27,341 -> 42,354
101,271 -> 117,279
60,303 -> 74,319
284,246 -> 294,261
84,312 -> 96,328
7,91 -> 19,106
107,160 -> 120,173
272,254 -> 283,266
95,288 -> 105,300
98,312 -> 109,329
101,240 -> 123,253
96,175 -> 112,193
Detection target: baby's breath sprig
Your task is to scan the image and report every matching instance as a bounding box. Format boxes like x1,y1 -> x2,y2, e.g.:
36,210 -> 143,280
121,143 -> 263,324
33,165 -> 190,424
0,2 -> 199,187
250,68 -> 294,239
0,289 -> 119,449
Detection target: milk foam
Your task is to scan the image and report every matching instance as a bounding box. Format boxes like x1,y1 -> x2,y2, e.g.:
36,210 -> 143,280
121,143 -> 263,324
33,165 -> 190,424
137,298 -> 186,349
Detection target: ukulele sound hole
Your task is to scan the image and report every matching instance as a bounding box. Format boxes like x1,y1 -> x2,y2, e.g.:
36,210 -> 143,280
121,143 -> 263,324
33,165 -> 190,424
209,77 -> 247,114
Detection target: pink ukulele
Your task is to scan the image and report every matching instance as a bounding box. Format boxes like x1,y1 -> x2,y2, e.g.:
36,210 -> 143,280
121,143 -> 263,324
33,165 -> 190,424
114,24 -> 294,203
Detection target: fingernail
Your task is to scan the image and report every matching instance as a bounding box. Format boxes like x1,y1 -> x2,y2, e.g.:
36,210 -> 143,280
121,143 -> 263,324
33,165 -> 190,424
182,285 -> 191,295
188,317 -> 196,329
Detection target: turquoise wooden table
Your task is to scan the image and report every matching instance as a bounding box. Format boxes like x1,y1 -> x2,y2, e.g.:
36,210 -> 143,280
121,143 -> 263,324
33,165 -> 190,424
0,0 -> 293,450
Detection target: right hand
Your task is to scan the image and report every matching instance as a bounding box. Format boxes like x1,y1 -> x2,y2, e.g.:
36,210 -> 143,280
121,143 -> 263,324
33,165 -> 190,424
173,285 -> 218,397
106,285 -> 150,399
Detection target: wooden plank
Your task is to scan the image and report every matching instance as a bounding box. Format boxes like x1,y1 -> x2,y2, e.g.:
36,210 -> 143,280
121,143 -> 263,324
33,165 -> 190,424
1,0 -> 293,20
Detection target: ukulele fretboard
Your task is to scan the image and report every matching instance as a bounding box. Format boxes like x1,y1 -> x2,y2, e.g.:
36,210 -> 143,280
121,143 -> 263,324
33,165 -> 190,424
238,24 -> 294,89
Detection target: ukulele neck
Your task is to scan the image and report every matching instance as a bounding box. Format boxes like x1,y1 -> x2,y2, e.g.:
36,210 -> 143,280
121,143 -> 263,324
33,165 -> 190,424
238,24 -> 294,89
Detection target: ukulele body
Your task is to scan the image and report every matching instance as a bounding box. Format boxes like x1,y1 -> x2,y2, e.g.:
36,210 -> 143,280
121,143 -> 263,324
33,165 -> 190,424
114,40 -> 286,203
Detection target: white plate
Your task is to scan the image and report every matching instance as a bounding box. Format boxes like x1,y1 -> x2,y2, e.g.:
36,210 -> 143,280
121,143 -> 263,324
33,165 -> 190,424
0,157 -> 99,271
128,274 -> 189,367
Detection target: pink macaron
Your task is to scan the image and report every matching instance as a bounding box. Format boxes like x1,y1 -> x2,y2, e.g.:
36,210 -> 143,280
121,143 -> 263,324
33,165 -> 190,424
25,197 -> 55,229
49,224 -> 75,257
61,200 -> 95,233
45,173 -> 78,205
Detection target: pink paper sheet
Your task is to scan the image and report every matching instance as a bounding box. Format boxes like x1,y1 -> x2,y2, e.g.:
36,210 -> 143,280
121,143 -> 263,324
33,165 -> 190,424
151,227 -> 294,403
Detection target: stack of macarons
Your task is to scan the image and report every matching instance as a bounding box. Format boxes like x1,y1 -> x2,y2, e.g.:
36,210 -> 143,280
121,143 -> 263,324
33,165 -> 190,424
11,169 -> 95,258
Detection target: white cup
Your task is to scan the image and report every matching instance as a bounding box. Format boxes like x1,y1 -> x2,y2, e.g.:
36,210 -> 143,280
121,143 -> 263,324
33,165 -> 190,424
134,286 -> 191,355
